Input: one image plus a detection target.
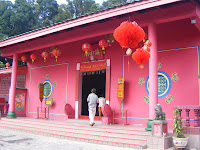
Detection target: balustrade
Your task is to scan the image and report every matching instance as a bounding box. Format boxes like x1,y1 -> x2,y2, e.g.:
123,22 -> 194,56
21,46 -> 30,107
173,106 -> 200,127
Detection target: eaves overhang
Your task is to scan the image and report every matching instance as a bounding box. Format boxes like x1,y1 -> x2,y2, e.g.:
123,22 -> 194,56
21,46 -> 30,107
0,0 -> 182,48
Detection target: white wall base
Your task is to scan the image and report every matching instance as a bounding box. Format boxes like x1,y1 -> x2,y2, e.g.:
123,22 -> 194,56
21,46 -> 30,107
106,100 -> 109,105
75,101 -> 79,119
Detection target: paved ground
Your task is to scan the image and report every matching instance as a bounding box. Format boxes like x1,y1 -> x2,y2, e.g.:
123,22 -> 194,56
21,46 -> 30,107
0,128 -> 150,150
0,118 -> 176,150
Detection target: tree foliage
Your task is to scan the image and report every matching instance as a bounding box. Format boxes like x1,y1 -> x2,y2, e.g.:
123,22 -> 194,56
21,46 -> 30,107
0,0 -> 13,39
0,0 -> 130,40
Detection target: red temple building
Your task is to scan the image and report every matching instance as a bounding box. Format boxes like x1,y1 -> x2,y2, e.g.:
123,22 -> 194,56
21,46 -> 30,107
0,0 -> 200,149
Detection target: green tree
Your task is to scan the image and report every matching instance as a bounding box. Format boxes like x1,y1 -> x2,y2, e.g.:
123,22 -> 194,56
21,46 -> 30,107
10,0 -> 36,36
35,0 -> 59,27
53,4 -> 72,23
0,0 -> 133,41
66,0 -> 100,18
101,0 -> 127,10
0,0 -> 14,39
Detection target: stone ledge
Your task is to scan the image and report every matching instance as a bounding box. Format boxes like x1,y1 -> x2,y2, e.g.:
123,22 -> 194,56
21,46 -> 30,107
147,136 -> 172,150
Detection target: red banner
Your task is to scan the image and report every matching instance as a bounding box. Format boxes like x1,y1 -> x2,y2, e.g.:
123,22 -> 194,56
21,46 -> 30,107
39,83 -> 43,102
80,60 -> 106,72
117,78 -> 124,103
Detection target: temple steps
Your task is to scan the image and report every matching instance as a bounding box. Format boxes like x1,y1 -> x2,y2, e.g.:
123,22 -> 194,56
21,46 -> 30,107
0,118 -> 151,149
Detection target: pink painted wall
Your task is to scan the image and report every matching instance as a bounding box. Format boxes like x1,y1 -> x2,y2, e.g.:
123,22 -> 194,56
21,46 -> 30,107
24,18 -> 200,125
104,18 -> 200,125
27,63 -> 68,119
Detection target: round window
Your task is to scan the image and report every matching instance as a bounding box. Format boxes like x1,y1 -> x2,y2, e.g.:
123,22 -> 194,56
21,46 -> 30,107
43,80 -> 53,99
145,71 -> 171,99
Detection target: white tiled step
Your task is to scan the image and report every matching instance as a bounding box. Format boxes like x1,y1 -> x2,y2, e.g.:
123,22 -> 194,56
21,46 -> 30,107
0,119 -> 150,140
0,118 -> 149,149
1,118 -> 150,135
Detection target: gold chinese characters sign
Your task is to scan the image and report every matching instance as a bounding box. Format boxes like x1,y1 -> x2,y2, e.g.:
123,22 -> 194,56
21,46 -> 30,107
82,45 -> 103,61
45,98 -> 53,106
80,60 -> 106,72
117,78 -> 124,103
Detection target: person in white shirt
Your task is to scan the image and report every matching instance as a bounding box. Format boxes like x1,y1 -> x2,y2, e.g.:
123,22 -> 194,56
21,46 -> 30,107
87,88 -> 98,126
98,95 -> 105,116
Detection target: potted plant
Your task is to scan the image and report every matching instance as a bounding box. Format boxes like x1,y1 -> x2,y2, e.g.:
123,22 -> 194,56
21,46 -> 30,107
172,108 -> 189,148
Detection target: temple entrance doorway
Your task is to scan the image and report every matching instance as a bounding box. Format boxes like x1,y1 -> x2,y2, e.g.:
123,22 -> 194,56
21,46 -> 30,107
81,70 -> 106,116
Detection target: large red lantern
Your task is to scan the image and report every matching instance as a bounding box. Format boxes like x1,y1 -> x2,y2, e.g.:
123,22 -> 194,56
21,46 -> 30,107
41,51 -> 49,62
99,39 -> 108,54
21,56 -> 27,64
82,43 -> 92,55
132,48 -> 150,69
30,54 -> 37,64
52,48 -> 61,62
113,21 -> 145,49
5,62 -> 10,69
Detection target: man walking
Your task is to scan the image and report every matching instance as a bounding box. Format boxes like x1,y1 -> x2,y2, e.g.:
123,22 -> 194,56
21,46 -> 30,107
87,88 -> 98,126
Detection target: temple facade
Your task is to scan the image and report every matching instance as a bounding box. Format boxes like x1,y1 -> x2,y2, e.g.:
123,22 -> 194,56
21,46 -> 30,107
0,0 -> 199,126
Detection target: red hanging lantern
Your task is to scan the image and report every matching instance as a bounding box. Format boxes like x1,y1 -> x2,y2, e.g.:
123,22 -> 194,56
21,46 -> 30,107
144,40 -> 152,47
21,56 -> 27,64
41,51 -> 49,62
99,39 -> 108,54
106,33 -> 115,46
126,48 -> 132,56
30,54 -> 37,64
142,45 -> 150,52
52,48 -> 61,62
143,33 -> 148,43
5,62 -> 10,69
114,21 -> 145,49
132,48 -> 150,69
82,43 -> 92,55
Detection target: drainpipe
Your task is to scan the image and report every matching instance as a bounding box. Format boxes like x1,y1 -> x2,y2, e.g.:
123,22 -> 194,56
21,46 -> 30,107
7,54 -> 18,118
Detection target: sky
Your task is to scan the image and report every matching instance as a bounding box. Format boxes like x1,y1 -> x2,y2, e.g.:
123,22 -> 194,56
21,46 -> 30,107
10,0 -> 105,5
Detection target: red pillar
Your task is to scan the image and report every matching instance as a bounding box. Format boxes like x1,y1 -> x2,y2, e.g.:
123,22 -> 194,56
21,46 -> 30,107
7,54 -> 18,118
148,23 -> 158,119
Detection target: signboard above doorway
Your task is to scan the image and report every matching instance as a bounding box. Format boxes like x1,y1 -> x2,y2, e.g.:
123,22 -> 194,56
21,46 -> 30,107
80,60 -> 106,72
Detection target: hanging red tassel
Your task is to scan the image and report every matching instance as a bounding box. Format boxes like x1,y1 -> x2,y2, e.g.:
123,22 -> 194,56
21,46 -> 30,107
126,48 -> 132,72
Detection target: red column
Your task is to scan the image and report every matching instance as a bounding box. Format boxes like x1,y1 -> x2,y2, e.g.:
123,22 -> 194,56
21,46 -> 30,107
148,23 -> 158,119
7,54 -> 18,118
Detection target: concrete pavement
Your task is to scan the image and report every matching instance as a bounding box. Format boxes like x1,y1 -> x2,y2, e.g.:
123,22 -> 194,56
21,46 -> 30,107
0,127 -> 177,150
0,128 -> 144,150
